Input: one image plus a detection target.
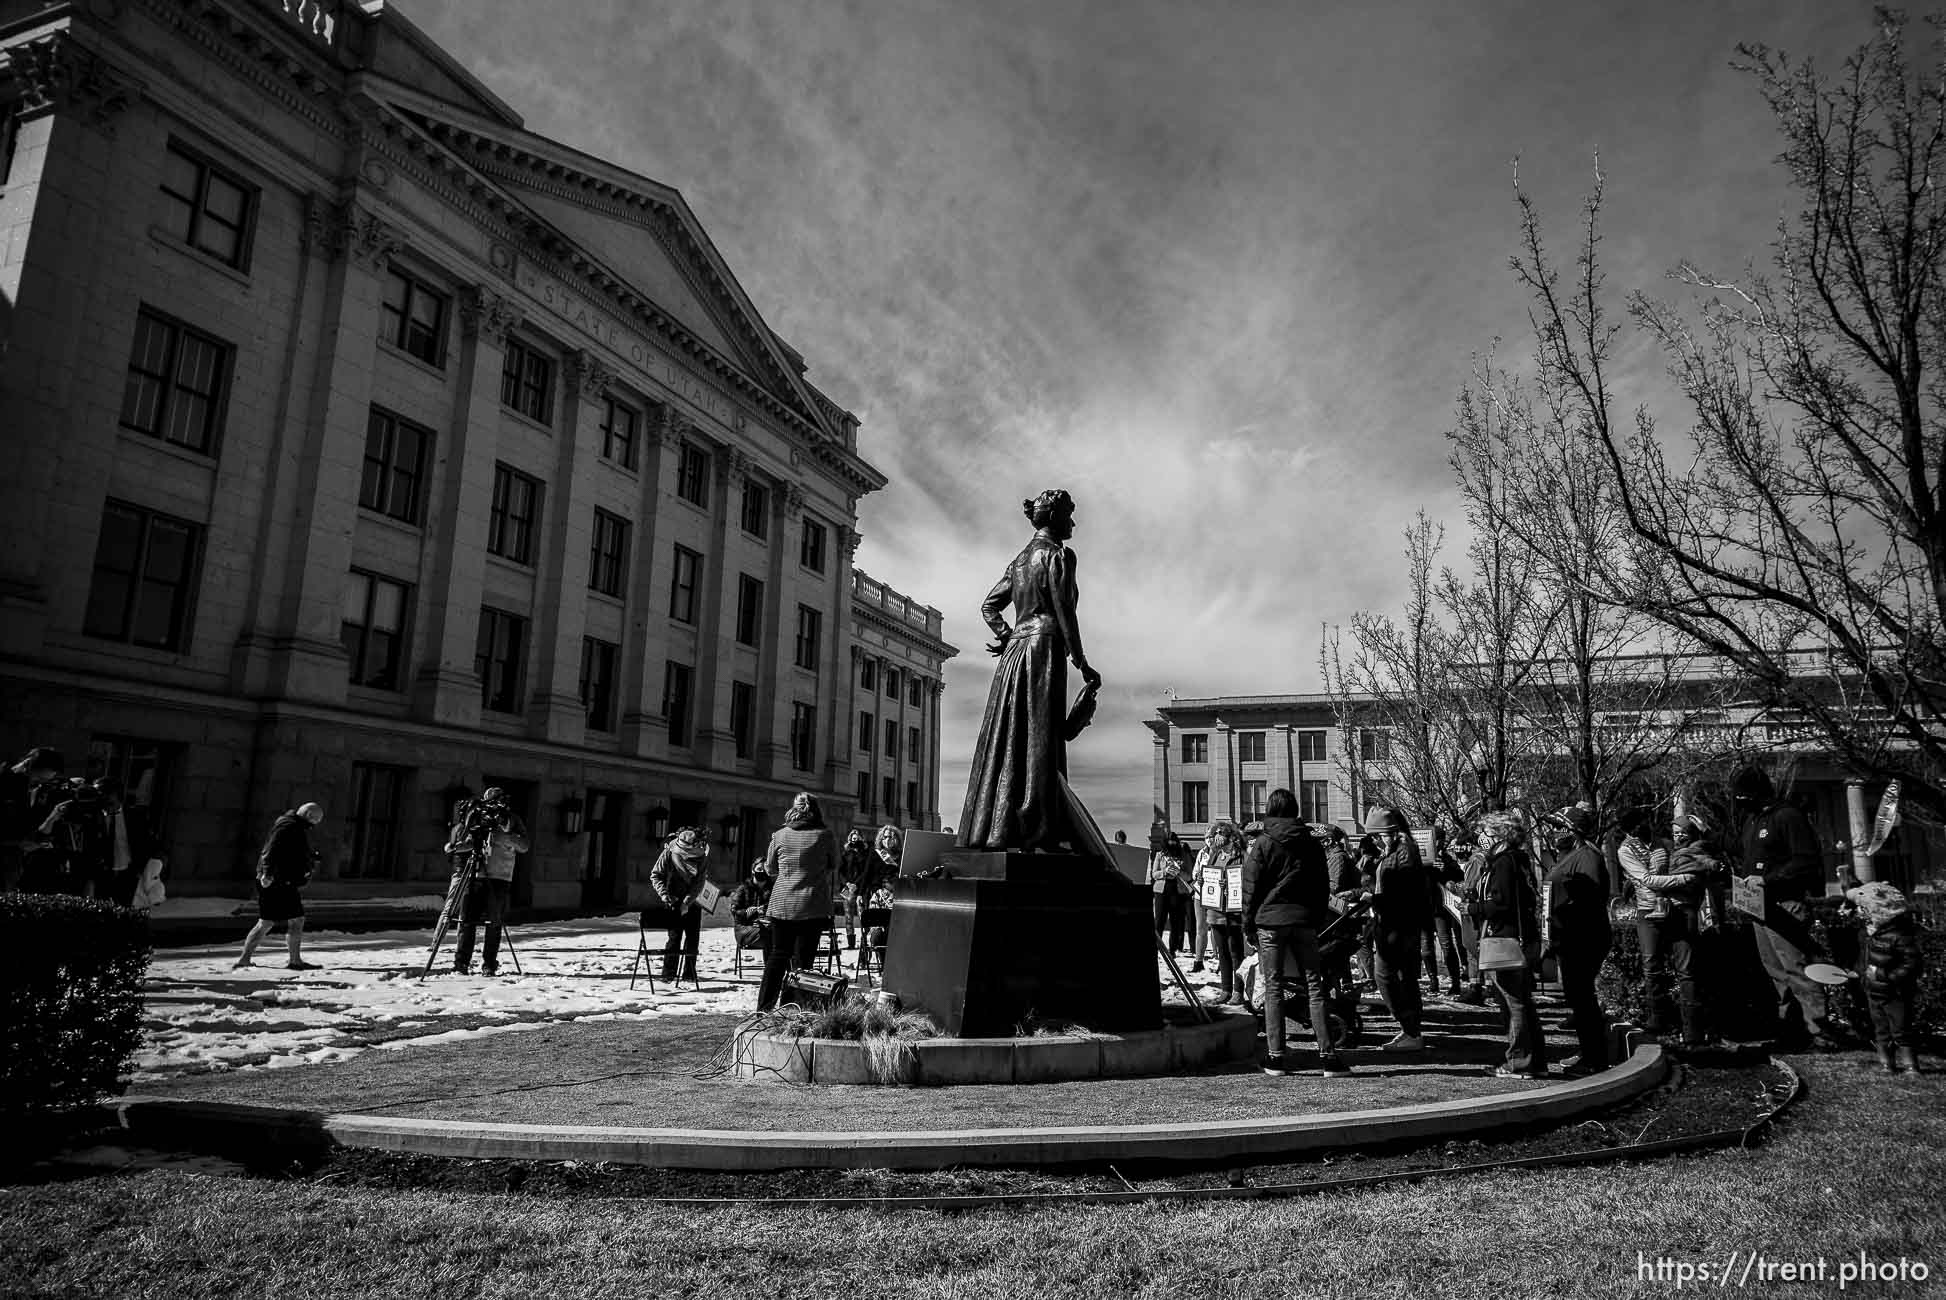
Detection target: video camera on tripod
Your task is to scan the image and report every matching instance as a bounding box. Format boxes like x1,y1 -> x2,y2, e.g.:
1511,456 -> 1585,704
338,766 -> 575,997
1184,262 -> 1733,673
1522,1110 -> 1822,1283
449,791 -> 512,862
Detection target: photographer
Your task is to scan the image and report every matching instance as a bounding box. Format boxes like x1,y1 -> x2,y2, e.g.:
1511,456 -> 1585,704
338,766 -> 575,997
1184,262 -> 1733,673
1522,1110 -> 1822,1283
444,788 -> 528,977
36,777 -> 110,898
237,802 -> 324,970
3,747 -> 67,893
648,825 -> 710,983
96,779 -> 160,908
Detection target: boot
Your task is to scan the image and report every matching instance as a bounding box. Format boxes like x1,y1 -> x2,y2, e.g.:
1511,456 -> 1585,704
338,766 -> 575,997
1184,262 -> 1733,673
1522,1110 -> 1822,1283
1878,1044 -> 1900,1073
452,926 -> 476,974
482,923 -> 502,976
1896,1046 -> 1920,1073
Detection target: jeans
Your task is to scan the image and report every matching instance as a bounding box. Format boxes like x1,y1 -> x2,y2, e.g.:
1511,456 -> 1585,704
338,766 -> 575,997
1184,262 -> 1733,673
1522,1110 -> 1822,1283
660,905 -> 701,980
1256,924 -> 1336,1059
1189,900 -> 1209,961
1373,924 -> 1424,1035
453,877 -> 511,972
1486,963 -> 1546,1074
1556,931 -> 1610,1069
1153,884 -> 1187,953
1636,909 -> 1702,1043
1752,898 -> 1830,1040
1208,918 -> 1247,998
757,916 -> 826,1011
1423,913 -> 1465,990
1866,981 -> 1915,1051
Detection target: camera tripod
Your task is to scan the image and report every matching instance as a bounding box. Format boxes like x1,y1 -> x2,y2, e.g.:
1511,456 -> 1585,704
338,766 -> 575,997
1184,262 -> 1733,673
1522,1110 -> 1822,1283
420,841 -> 523,977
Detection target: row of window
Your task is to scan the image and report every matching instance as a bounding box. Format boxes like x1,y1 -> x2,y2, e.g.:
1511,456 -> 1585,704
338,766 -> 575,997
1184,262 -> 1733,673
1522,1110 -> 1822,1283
858,657 -> 929,706
856,715 -> 925,763
1178,780 -> 1330,825
854,772 -> 924,820
1178,729 -> 1363,765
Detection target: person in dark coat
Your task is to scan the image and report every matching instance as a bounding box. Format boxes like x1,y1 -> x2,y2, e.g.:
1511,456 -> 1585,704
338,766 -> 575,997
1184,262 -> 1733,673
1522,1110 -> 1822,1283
1732,766 -> 1837,1049
1478,810 -> 1547,1078
1242,788 -> 1351,1077
649,826 -> 710,983
1544,805 -> 1611,1075
2,747 -> 66,893
729,858 -> 774,953
96,778 -> 159,908
758,792 -> 838,1011
1363,807 -> 1430,1051
956,489 -> 1101,851
1845,881 -> 1925,1073
237,802 -> 323,970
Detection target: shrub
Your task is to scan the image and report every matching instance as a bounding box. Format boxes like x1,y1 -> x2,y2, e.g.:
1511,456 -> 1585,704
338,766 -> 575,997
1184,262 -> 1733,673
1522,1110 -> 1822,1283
0,893 -> 152,1117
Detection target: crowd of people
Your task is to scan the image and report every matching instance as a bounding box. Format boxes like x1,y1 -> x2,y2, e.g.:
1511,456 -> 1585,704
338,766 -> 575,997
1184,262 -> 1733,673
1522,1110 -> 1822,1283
1153,766 -> 1928,1079
0,747 -> 164,907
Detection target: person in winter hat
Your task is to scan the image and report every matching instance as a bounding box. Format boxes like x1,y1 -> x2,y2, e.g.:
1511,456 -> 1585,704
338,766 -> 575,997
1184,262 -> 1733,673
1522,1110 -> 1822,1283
1845,881 -> 1926,1073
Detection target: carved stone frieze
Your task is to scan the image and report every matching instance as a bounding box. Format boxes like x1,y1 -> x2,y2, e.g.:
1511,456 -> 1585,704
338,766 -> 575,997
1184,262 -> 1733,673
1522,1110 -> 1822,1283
7,33 -> 141,133
459,286 -> 523,343
724,447 -> 751,484
783,483 -> 806,518
299,195 -> 398,268
568,350 -> 612,397
840,526 -> 862,560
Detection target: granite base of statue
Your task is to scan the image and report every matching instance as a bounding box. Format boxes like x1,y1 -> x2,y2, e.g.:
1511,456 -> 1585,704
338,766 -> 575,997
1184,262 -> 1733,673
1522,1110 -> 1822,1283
882,774 -> 1161,1037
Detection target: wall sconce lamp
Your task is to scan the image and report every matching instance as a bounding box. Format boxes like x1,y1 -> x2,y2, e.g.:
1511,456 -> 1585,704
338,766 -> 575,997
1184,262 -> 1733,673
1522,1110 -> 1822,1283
644,805 -> 670,842
718,812 -> 741,852
559,792 -> 586,838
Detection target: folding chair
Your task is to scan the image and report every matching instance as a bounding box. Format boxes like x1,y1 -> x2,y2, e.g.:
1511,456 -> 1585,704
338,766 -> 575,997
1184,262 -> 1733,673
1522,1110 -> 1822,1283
814,915 -> 844,973
856,905 -> 891,978
733,925 -> 767,979
629,908 -> 677,992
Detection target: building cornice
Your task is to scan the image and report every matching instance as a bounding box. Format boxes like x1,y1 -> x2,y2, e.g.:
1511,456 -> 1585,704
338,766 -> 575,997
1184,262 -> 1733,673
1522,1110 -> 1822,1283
853,602 -> 959,662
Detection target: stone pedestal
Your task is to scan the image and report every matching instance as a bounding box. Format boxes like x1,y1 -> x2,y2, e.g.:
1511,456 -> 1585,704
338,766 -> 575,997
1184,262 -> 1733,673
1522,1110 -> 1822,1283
881,851 -> 1160,1037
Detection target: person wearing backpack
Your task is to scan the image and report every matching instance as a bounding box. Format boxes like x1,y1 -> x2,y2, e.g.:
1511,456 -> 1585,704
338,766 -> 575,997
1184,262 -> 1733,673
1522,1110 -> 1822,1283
1242,789 -> 1351,1077
236,802 -> 324,970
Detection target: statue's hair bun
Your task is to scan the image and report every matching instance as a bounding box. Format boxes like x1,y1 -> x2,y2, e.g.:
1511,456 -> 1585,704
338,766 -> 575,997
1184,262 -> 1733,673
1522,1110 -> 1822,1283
1021,498 -> 1036,521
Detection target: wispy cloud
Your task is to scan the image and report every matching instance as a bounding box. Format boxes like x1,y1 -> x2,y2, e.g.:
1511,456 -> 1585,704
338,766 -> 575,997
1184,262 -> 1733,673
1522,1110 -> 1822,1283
400,0 -> 1864,838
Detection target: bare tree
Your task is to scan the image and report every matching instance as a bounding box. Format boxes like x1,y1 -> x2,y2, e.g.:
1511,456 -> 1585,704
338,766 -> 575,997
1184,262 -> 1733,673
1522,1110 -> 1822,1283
1505,11 -> 1946,819
1450,350 -> 1732,821
1322,509 -> 1545,830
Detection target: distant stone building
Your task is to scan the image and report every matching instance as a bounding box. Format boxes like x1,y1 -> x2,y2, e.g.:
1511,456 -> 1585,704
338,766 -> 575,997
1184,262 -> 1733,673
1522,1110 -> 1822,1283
1147,687 -> 1941,897
845,570 -> 958,834
0,0 -> 948,906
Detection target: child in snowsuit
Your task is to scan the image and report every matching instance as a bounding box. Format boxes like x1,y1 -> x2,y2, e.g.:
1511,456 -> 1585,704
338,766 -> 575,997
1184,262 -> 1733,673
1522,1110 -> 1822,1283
1844,881 -> 1925,1073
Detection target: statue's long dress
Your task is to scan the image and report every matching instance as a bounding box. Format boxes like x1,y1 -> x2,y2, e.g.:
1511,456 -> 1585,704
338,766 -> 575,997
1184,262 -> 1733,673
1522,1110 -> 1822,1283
957,533 -> 1086,851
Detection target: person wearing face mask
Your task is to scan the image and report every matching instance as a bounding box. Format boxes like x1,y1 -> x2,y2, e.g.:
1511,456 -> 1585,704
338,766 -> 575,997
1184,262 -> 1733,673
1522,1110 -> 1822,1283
1476,810 -> 1547,1079
838,829 -> 874,949
650,825 -> 711,984
758,791 -> 838,1011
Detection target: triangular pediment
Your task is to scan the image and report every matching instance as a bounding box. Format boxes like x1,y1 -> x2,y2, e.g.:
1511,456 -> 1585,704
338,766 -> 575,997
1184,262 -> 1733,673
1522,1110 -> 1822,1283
496,183 -> 750,368
369,91 -> 829,430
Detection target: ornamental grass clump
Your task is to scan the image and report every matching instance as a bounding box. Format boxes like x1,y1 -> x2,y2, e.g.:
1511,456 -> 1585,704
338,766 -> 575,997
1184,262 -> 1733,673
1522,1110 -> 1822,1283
762,995 -> 940,1086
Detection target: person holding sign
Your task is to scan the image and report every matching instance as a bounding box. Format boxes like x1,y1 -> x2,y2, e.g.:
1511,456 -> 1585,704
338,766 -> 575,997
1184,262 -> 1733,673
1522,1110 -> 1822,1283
650,825 -> 713,983
1195,820 -> 1248,1004
1731,766 -> 1838,1051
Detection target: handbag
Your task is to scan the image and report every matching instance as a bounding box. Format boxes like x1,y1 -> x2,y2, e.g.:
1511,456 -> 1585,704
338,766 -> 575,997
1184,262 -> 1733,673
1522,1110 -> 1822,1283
1477,935 -> 1528,971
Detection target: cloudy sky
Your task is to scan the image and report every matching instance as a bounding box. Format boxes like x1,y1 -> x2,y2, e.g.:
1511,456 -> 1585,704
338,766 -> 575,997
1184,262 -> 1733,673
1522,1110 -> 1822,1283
399,0 -> 1865,838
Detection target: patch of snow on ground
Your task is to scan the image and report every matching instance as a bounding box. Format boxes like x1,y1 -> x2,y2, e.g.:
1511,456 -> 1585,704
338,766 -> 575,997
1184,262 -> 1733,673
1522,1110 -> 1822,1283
130,914 -> 1229,1083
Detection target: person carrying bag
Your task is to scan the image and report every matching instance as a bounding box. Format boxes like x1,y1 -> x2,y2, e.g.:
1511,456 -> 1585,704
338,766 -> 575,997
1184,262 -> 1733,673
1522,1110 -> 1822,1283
1475,810 -> 1548,1078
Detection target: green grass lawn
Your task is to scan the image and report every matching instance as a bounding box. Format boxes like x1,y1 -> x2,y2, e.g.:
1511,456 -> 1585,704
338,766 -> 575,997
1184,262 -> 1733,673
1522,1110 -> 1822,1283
2,1055 -> 1939,1298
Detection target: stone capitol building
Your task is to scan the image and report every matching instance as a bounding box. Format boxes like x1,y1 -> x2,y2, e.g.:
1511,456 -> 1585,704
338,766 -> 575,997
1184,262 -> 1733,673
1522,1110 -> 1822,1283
0,0 -> 956,908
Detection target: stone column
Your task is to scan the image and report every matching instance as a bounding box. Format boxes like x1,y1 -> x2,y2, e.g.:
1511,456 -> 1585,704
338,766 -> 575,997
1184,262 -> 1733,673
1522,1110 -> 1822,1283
412,284 -> 520,726
0,36 -> 137,654
525,350 -> 609,743
249,196 -> 397,703
1152,730 -> 1172,829
619,408 -> 682,755
929,678 -> 946,831
1273,723 -> 1295,804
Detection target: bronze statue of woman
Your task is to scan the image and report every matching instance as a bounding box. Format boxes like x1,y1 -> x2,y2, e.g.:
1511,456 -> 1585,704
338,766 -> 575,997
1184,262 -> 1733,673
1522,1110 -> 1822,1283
956,489 -> 1102,851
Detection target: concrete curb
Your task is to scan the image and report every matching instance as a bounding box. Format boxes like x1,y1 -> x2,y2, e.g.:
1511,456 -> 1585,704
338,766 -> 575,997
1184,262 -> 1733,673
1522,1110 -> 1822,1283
112,1046 -> 1668,1171
728,1010 -> 1259,1085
